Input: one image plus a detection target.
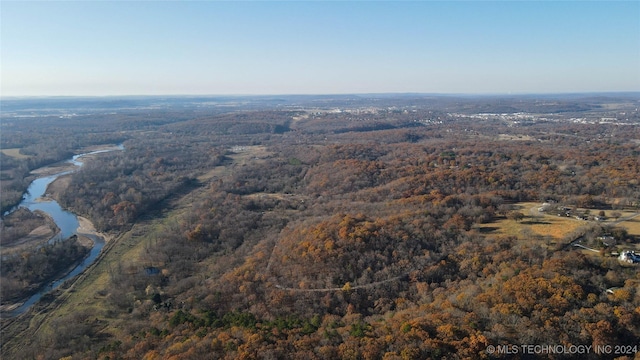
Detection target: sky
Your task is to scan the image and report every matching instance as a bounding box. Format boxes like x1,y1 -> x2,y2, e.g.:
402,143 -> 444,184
1,1 -> 639,96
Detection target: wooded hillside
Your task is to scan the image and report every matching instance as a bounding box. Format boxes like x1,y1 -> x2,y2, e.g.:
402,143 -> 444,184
1,95 -> 639,360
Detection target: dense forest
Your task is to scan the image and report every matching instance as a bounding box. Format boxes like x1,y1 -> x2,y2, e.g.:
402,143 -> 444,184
1,95 -> 639,359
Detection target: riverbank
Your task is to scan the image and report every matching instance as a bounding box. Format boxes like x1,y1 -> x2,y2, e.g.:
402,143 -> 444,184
77,216 -> 112,243
1,145 -> 121,318
0,216 -> 112,319
0,216 -> 108,314
43,173 -> 71,202
0,234 -> 92,313
29,162 -> 76,177
30,144 -> 123,177
0,210 -> 60,254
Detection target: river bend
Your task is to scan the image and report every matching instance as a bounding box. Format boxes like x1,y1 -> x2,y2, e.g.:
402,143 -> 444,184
3,145 -> 123,317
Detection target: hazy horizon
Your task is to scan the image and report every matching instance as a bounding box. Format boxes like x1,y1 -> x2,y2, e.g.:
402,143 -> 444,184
2,1 -> 639,97
3,90 -> 640,100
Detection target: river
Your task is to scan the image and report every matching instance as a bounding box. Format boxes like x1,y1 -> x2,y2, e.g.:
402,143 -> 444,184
3,145 -> 123,317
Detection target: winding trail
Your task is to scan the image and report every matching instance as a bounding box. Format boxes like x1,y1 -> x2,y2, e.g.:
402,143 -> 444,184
273,273 -> 408,293
611,212 -> 640,225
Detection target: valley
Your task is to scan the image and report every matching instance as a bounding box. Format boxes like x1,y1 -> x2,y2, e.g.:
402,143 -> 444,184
1,94 -> 639,359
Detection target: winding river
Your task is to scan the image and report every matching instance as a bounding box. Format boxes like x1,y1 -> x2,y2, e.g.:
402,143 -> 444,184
3,145 -> 123,317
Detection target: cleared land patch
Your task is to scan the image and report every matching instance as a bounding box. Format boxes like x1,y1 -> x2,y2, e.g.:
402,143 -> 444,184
617,215 -> 640,236
478,212 -> 584,241
478,202 -> 587,244
496,134 -> 536,141
1,148 -> 31,159
198,145 -> 271,182
479,202 -> 640,252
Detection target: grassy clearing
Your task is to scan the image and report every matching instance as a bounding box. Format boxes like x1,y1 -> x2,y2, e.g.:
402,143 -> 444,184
1,148 -> 31,159
617,216 -> 640,236
581,209 -> 640,236
496,134 -> 536,141
529,217 -> 585,239
198,145 -> 271,182
479,202 -> 640,249
478,202 -> 586,243
478,213 -> 584,241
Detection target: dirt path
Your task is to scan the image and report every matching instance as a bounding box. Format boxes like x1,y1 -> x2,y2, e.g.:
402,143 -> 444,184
612,212 -> 640,225
273,274 -> 408,293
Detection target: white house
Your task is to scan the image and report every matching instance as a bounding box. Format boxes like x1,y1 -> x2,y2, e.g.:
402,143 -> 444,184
618,251 -> 640,264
